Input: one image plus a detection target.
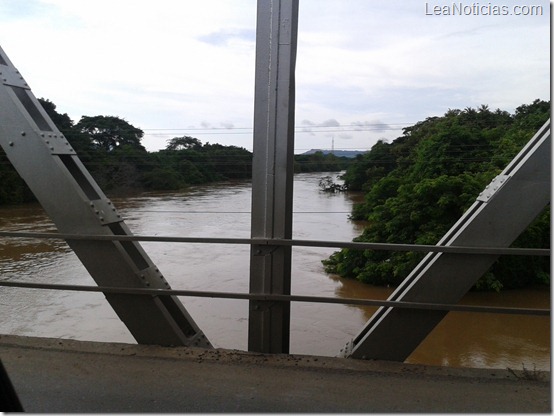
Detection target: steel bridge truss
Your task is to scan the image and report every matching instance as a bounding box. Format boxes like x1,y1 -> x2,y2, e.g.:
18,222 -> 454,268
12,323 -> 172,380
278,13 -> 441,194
341,119 -> 550,360
0,46 -> 211,349
0,0 -> 550,361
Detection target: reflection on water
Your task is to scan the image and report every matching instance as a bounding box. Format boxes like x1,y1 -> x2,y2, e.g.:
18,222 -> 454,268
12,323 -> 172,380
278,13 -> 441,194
0,173 -> 549,370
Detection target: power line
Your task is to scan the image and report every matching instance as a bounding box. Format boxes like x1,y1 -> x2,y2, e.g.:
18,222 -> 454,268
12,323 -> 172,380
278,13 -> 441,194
133,210 -> 351,214
142,122 -> 411,132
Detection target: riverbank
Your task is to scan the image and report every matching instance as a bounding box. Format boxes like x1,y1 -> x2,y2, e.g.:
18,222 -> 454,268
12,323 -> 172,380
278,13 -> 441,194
0,334 -> 550,413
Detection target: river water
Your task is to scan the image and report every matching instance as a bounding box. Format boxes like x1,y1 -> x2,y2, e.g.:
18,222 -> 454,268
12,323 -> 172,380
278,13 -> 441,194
0,172 -> 549,370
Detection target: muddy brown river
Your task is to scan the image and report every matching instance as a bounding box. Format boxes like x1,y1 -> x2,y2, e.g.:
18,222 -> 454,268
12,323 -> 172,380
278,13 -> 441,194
0,172 -> 549,370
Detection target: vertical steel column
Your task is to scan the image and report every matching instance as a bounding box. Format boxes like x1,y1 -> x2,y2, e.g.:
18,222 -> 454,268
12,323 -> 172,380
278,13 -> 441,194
248,0 -> 299,353
342,120 -> 551,361
0,45 -> 212,348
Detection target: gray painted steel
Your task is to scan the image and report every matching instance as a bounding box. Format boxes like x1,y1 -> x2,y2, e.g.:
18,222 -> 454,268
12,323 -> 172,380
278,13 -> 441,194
248,0 -> 299,353
0,45 -> 211,348
0,230 -> 548,256
343,120 -> 551,361
0,279 -> 549,317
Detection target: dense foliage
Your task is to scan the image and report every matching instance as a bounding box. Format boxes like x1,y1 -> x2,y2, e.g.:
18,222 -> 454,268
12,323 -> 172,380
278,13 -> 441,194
294,151 -> 351,173
0,99 -> 351,204
324,100 -> 550,291
0,153 -> 34,205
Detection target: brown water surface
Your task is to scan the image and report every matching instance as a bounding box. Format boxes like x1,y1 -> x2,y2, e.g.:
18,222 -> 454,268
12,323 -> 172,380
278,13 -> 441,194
0,172 -> 549,370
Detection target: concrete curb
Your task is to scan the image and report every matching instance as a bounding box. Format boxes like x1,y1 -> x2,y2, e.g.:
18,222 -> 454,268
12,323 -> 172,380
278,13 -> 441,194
1,334 -> 548,383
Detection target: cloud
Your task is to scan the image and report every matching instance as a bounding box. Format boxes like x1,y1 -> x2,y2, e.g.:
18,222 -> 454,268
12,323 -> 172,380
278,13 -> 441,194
337,133 -> 353,140
320,119 -> 340,127
297,119 -> 340,137
0,0 -> 48,19
219,122 -> 234,129
299,119 -> 316,135
198,28 -> 256,46
0,0 -> 547,154
352,120 -> 391,132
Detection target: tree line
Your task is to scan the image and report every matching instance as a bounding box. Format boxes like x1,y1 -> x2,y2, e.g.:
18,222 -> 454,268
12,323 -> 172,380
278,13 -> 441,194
0,99 -> 351,205
323,99 -> 550,291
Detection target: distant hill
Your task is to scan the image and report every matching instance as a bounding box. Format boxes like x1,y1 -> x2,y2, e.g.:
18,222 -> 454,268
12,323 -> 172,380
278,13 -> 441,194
300,149 -> 367,158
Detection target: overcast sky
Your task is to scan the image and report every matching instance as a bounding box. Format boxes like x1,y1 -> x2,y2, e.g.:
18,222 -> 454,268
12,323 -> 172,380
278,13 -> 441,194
0,0 -> 549,153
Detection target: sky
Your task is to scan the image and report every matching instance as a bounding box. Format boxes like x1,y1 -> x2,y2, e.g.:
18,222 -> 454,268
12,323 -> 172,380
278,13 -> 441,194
0,0 -> 549,153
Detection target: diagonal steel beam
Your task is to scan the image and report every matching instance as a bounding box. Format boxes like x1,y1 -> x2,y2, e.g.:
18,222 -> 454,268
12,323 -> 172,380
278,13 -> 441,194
0,45 -> 212,348
342,120 -> 551,361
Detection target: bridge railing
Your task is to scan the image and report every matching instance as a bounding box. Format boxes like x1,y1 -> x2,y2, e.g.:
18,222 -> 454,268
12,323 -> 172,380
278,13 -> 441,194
0,230 -> 548,318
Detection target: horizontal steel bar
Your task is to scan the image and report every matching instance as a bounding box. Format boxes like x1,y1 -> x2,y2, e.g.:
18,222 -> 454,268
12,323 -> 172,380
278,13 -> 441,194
271,238 -> 550,256
0,280 -> 548,316
0,231 -> 549,256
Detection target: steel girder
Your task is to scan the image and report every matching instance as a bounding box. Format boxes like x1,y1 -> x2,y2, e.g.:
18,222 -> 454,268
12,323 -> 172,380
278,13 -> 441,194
248,0 -> 299,353
0,45 -> 211,348
342,120 -> 551,361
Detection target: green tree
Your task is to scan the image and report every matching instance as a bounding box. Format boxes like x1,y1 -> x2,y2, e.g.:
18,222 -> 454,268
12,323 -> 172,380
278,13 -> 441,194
0,151 -> 35,205
139,137 -> 253,191
324,100 -> 550,291
341,140 -> 396,192
293,151 -> 351,173
38,98 -> 96,161
166,136 -> 202,151
38,98 -> 73,131
75,116 -> 145,152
